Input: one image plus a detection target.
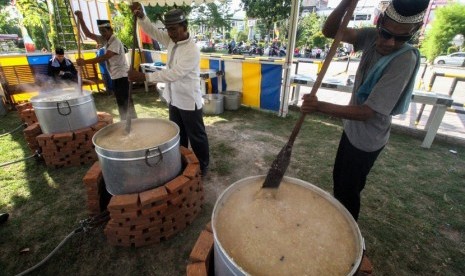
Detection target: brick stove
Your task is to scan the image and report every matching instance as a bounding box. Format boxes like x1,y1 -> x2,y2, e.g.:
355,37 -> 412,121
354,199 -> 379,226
16,103 -> 113,168
82,146 -> 204,247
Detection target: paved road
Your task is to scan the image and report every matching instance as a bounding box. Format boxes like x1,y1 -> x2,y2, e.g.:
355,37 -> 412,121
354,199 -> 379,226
293,59 -> 465,103
290,59 -> 465,146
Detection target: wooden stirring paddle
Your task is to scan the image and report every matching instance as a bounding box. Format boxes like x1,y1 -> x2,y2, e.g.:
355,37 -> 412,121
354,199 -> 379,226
262,0 -> 359,189
125,14 -> 138,134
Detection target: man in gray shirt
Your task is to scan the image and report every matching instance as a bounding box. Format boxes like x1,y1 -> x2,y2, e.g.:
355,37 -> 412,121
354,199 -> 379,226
301,0 -> 429,221
75,11 -> 137,121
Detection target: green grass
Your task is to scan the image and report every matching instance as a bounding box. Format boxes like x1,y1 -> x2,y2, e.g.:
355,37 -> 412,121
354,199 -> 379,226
0,89 -> 464,275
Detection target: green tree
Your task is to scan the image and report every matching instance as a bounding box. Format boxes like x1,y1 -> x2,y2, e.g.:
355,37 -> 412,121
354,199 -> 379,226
110,2 -> 134,48
296,12 -> 325,48
111,2 -> 192,48
420,3 -> 465,61
14,0 -> 51,50
144,4 -> 174,22
0,8 -> 20,35
236,30 -> 248,42
311,31 -> 327,49
191,2 -> 233,41
241,0 -> 291,41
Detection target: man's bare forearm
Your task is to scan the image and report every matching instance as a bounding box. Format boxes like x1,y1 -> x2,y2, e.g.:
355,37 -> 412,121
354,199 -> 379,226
322,0 -> 354,38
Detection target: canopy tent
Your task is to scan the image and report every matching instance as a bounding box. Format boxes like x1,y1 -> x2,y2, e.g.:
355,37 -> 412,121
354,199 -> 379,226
110,0 -> 216,5
111,0 -> 300,117
280,0 -> 300,117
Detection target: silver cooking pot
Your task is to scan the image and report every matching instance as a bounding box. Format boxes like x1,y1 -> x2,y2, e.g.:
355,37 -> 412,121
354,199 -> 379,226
92,118 -> 182,195
30,89 -> 98,134
212,175 -> 364,276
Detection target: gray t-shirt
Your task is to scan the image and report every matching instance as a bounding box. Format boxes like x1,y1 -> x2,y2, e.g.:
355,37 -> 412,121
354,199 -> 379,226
343,28 -> 417,152
96,34 -> 128,80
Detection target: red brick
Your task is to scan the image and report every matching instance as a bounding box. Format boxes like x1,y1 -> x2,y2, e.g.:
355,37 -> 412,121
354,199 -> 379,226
140,203 -> 168,216
359,255 -> 373,274
186,262 -> 208,276
36,133 -> 53,142
180,146 -> 192,157
165,175 -> 190,194
53,132 -> 74,142
91,121 -> 107,131
139,186 -> 168,207
183,163 -> 200,180
82,162 -> 102,184
168,193 -> 185,206
205,222 -> 212,233
189,230 -> 213,263
97,112 -> 113,124
184,152 -> 199,165
23,123 -> 41,136
108,194 -> 139,211
16,103 -> 33,113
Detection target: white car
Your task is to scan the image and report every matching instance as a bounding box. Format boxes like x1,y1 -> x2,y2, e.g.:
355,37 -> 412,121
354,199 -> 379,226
196,41 -> 209,49
214,42 -> 226,50
433,52 -> 465,66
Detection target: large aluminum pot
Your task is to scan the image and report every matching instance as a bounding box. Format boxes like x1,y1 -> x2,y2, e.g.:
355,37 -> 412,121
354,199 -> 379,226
212,175 -> 364,276
92,118 -> 181,195
30,89 -> 98,134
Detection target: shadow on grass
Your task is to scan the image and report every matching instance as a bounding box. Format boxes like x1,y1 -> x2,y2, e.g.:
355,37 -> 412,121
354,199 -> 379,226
1,90 -> 464,275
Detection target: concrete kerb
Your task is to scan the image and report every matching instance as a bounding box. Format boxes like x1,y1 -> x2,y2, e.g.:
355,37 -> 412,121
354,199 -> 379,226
391,124 -> 465,148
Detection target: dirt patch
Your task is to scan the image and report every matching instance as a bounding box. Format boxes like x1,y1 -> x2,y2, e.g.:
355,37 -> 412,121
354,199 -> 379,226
202,118 -> 285,204
438,224 -> 462,243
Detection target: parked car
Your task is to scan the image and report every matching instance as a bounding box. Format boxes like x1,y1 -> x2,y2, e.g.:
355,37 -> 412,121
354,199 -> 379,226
196,40 -> 209,49
215,42 -> 227,51
433,52 -> 465,66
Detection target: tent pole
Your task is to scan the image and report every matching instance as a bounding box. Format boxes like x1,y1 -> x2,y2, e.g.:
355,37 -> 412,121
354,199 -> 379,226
280,0 -> 300,117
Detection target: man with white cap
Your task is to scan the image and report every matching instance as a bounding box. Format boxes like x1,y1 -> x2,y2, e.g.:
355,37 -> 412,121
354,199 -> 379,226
301,0 -> 429,221
128,4 -> 210,177
74,11 -> 137,121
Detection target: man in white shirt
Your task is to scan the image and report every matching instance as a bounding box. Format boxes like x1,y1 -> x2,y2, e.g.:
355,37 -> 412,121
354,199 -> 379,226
75,11 -> 137,121
128,4 -> 209,176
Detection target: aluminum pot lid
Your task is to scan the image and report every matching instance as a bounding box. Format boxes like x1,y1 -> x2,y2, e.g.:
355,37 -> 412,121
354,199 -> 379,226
30,88 -> 91,103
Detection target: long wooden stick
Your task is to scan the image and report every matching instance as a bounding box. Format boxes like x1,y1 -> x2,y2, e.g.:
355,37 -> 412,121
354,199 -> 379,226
76,18 -> 83,94
125,14 -> 138,134
262,0 -> 359,189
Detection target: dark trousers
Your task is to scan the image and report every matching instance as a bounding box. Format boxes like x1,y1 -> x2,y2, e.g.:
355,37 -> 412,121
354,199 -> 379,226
169,104 -> 209,173
113,77 -> 137,121
333,132 -> 384,221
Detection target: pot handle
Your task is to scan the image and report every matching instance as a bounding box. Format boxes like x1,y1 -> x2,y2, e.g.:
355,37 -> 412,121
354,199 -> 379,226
145,147 -> 163,167
57,101 -> 72,116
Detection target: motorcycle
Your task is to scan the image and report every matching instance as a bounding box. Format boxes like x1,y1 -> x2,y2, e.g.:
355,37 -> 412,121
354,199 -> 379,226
248,44 -> 264,56
268,45 -> 286,57
232,46 -> 246,54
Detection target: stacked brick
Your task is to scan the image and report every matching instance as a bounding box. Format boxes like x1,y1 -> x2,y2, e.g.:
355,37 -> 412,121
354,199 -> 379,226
82,161 -> 110,216
16,102 -> 37,126
102,146 -> 204,248
23,123 -> 42,153
187,222 -> 214,276
34,112 -> 112,168
20,111 -> 113,168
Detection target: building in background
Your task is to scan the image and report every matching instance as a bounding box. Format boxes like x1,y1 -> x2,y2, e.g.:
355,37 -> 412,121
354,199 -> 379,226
315,0 -> 381,27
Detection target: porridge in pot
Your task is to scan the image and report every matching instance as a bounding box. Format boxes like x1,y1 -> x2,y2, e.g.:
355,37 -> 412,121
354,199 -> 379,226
214,178 -> 360,276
